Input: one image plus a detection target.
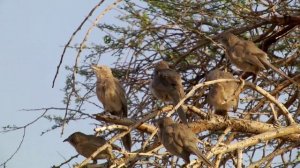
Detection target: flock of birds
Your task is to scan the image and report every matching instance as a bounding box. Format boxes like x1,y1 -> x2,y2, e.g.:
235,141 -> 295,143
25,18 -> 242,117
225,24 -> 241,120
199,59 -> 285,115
63,32 -> 298,167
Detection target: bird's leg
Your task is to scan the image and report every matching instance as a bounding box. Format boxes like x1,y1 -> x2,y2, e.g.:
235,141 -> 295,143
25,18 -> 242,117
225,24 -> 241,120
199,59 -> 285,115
240,72 -> 249,80
154,100 -> 164,110
103,110 -> 111,116
241,72 -> 256,82
162,154 -> 170,166
207,106 -> 213,120
235,77 -> 245,97
223,114 -> 230,121
251,73 -> 257,82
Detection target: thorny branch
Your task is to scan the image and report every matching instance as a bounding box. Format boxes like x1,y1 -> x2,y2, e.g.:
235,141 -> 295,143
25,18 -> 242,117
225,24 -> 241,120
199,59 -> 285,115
4,1 -> 300,167
52,0 -> 106,88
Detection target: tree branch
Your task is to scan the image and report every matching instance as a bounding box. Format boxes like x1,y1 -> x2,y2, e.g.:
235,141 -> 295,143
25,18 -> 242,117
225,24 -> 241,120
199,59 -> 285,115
210,124 -> 300,156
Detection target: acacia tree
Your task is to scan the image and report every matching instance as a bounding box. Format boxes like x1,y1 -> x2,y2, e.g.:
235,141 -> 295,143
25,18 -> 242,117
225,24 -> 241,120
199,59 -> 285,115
2,0 -> 300,168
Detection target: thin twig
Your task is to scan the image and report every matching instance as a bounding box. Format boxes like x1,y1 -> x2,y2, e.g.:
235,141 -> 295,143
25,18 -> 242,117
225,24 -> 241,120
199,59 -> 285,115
75,107 -> 170,168
51,154 -> 79,168
52,0 -> 106,88
0,128 -> 26,167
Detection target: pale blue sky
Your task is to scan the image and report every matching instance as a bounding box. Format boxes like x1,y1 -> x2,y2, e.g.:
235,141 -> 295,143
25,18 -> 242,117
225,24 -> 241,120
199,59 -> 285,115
0,1 -> 119,167
1,1 -> 298,167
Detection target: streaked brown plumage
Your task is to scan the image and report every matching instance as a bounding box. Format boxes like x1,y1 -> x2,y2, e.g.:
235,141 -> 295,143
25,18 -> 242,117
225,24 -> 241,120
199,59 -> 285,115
92,65 -> 131,151
150,61 -> 188,124
157,117 -> 213,167
219,32 -> 298,85
63,132 -> 117,163
206,69 -> 240,117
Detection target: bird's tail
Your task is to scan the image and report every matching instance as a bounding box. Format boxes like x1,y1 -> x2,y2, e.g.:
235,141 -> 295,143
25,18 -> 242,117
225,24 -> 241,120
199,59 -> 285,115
262,59 -> 300,87
173,95 -> 188,125
192,147 -> 214,167
121,133 -> 132,152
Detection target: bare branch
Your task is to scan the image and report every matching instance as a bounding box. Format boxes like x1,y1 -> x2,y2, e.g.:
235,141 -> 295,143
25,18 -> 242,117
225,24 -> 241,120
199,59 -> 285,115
210,124 -> 300,156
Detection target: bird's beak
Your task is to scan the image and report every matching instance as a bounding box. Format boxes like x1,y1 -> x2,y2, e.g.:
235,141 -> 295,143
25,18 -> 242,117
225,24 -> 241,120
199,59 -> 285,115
63,138 -> 69,142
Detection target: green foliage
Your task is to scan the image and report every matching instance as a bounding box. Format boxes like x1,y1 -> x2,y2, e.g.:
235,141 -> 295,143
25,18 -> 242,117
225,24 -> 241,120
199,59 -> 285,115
58,1 -> 300,167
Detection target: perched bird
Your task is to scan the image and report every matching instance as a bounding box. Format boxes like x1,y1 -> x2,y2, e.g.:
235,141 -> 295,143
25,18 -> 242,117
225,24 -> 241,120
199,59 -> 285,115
206,69 -> 240,117
156,117 -> 213,167
92,65 -> 131,151
219,32 -> 298,85
63,132 -> 118,163
150,61 -> 188,124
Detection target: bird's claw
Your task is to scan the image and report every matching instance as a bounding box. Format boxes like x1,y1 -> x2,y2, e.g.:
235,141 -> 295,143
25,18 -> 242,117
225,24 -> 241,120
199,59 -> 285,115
206,111 -> 213,120
273,120 -> 281,128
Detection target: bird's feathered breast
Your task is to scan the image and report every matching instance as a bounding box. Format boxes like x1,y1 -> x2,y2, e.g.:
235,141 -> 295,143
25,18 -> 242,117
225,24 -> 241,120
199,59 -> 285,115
156,69 -> 182,88
96,77 -> 127,116
76,142 -> 110,159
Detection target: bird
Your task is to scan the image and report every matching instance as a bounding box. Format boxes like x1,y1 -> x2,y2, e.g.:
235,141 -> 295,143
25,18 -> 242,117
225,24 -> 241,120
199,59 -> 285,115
150,61 -> 188,124
206,69 -> 240,117
92,65 -> 131,151
63,132 -> 119,163
219,32 -> 298,85
156,117 -> 213,167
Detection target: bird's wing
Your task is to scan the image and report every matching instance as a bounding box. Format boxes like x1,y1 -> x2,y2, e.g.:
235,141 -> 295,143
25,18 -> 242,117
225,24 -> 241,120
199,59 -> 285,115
84,136 -> 107,148
114,78 -> 132,151
114,78 -> 128,117
188,145 -> 213,167
172,124 -> 190,148
174,125 -> 214,167
244,40 -> 267,58
234,41 -> 266,70
243,41 -> 300,86
96,80 -> 107,108
163,125 -> 179,147
159,124 -> 185,156
89,136 -> 106,145
76,142 -> 99,158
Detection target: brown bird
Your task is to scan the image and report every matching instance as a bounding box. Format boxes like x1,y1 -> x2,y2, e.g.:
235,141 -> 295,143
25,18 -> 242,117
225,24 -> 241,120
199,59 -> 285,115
206,69 -> 240,117
219,32 -> 298,85
150,61 -> 188,124
63,132 -> 118,163
92,65 -> 131,151
156,117 -> 213,167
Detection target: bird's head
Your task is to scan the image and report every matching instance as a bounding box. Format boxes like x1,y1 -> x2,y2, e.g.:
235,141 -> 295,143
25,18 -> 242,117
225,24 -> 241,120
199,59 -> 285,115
206,69 -> 221,81
218,32 -> 238,48
91,65 -> 113,78
63,132 -> 87,146
154,61 -> 170,70
156,117 -> 174,129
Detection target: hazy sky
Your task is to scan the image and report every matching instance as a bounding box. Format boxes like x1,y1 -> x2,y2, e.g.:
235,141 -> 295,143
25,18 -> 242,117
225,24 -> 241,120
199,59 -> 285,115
0,0 -> 119,167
